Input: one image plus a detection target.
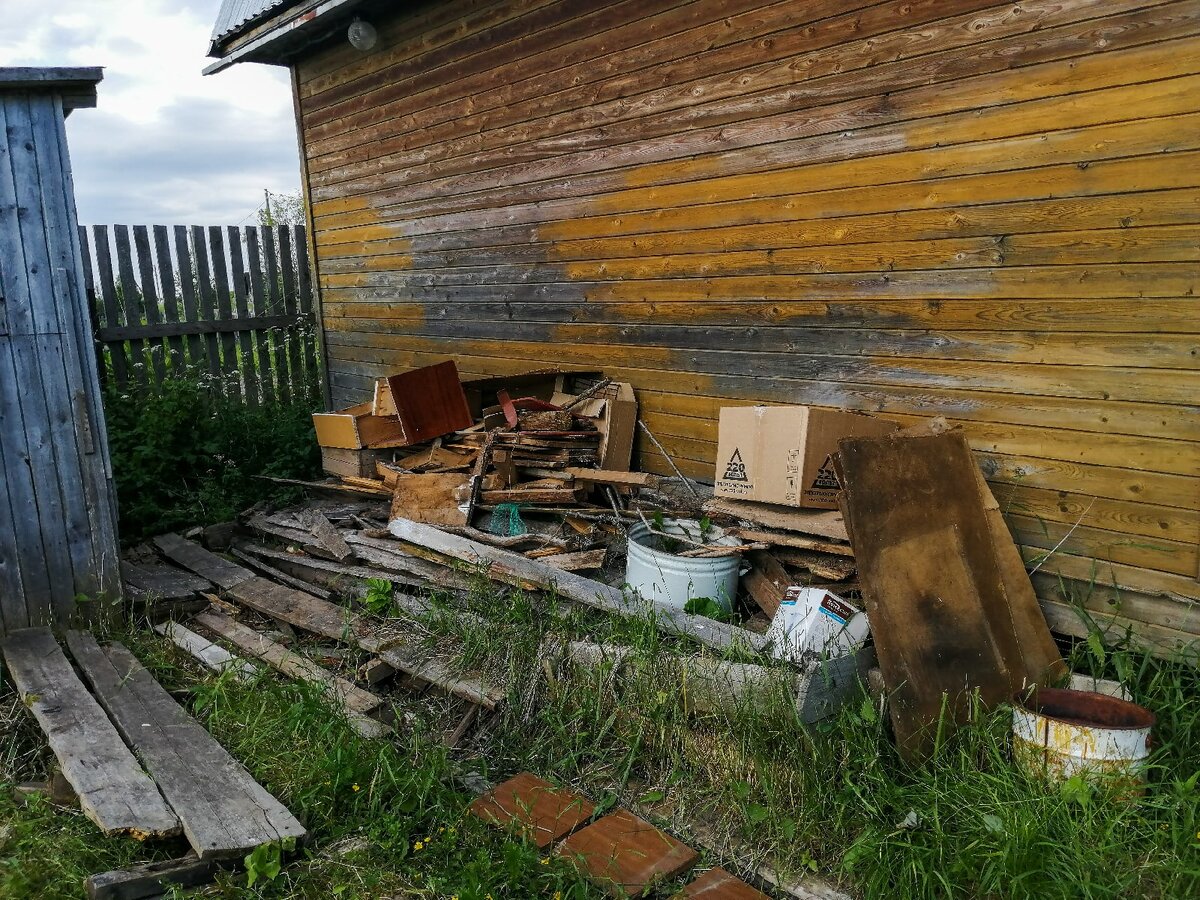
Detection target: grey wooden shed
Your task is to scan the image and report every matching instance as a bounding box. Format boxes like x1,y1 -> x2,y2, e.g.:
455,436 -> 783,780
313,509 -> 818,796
0,67 -> 120,635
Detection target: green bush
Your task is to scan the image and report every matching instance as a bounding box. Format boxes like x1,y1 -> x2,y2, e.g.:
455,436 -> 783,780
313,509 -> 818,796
103,375 -> 322,543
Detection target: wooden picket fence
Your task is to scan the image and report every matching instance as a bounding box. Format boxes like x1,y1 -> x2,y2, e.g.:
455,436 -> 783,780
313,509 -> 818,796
78,224 -> 319,405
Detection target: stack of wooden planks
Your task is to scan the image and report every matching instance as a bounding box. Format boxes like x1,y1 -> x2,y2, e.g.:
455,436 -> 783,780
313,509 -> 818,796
0,627 -> 306,873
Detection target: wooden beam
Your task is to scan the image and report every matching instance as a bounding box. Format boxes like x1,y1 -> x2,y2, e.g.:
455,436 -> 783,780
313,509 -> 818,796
85,855 -> 223,900
153,620 -> 257,682
153,533 -> 255,590
387,516 -> 767,653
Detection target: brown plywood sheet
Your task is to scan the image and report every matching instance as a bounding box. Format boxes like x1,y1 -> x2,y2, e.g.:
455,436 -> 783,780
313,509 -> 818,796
379,361 -> 473,446
557,808 -> 698,896
679,867 -> 771,899
838,431 -> 1027,763
469,772 -> 594,848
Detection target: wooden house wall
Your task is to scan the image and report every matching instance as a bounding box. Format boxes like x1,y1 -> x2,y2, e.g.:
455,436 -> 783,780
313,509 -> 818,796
292,0 -> 1200,654
0,90 -> 121,634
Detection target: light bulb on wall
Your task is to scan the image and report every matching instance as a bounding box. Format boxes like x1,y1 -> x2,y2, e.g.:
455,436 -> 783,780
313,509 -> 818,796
347,17 -> 378,51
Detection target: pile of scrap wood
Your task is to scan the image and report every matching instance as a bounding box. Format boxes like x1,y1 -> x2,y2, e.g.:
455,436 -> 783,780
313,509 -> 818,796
293,363 -> 648,573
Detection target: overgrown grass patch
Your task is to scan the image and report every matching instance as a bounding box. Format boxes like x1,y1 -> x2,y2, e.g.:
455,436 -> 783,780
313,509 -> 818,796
0,628 -> 597,899
103,374 -> 322,543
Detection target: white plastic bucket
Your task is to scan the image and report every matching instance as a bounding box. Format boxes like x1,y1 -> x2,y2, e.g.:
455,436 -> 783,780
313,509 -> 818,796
1012,688 -> 1154,782
625,519 -> 742,612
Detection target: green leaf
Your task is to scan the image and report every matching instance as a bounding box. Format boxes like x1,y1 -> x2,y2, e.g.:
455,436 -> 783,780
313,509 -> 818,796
683,596 -> 731,623
745,803 -> 770,825
981,813 -> 1004,834
1086,631 -> 1107,668
859,696 -> 878,724
638,789 -> 666,804
245,841 -> 283,887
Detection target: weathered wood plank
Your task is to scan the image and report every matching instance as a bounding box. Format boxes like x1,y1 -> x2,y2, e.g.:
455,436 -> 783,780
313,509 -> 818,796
0,627 -> 180,838
293,223 -> 320,390
260,226 -> 291,404
193,608 -> 391,737
152,533 -> 255,590
89,225 -> 129,385
189,225 -> 222,382
64,631 -> 306,858
153,620 -> 257,682
121,559 -> 211,599
387,516 -> 766,653
226,226 -> 259,406
206,226 -> 240,399
85,854 -> 222,900
152,224 -> 185,374
131,225 -> 167,382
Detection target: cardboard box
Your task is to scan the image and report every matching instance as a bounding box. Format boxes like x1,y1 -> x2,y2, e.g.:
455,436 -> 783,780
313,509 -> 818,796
313,402 -> 406,449
714,406 -> 896,508
766,587 -> 870,663
550,381 -> 638,472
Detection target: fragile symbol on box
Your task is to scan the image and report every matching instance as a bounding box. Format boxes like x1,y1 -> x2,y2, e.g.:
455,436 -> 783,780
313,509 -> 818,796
722,448 -> 749,482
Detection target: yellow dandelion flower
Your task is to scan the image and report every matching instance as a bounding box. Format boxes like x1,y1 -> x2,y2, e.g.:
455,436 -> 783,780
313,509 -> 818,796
554,893 -> 562,900
540,857 -> 550,865
351,784 -> 360,792
414,841 -> 424,851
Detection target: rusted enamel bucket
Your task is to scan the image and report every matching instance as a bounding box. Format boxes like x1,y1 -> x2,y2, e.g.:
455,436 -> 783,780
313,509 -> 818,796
1012,688 -> 1154,782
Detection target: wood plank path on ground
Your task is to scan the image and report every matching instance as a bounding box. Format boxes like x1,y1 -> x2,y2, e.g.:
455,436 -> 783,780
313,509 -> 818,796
64,631 -> 306,859
0,628 -> 180,839
153,534 -> 505,708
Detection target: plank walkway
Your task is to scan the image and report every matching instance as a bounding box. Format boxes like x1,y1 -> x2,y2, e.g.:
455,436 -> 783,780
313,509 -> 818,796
64,631 -> 306,859
0,628 -> 180,839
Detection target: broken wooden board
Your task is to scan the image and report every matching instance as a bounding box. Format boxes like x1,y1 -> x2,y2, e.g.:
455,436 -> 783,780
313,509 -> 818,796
838,432 -> 1028,763
704,498 -> 850,543
153,533 -> 254,591
299,509 -> 354,561
541,549 -> 607,572
0,628 -> 180,840
557,808 -> 698,897
679,867 -> 771,899
229,545 -> 335,599
730,528 -> 854,558
975,472 -> 1068,687
121,560 -> 211,599
64,632 -> 306,859
741,551 -> 790,618
389,472 -> 469,527
388,516 -> 767,654
85,854 -> 222,900
772,548 -> 857,582
153,621 -> 257,682
469,772 -> 595,849
194,609 -> 391,739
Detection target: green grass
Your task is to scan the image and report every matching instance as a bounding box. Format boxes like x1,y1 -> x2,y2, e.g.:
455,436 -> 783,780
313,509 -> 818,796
0,628 -> 597,899
3,578 -> 1198,899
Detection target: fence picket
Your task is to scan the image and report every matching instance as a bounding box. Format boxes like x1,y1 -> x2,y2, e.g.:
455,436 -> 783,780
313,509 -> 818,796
260,225 -> 291,405
244,228 -> 275,405
226,226 -> 258,406
89,226 -> 128,387
294,224 -> 318,391
80,224 -> 314,406
112,226 -> 148,386
131,226 -> 167,383
190,225 -> 222,384
153,225 -> 185,375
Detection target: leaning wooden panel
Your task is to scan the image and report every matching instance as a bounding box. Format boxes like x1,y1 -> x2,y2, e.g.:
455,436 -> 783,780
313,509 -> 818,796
64,631 -> 306,859
0,627 -> 179,838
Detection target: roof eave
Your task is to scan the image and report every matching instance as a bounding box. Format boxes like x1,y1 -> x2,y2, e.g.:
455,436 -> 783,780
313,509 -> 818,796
0,67 -> 104,111
205,0 -> 363,75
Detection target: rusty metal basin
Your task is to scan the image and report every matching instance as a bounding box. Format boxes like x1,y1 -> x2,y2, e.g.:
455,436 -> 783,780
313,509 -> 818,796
1012,687 -> 1155,782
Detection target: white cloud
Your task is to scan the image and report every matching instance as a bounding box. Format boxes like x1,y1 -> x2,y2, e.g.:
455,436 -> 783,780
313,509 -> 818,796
0,0 -> 301,224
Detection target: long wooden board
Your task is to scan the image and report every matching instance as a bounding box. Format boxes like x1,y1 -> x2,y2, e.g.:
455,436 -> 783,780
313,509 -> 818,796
387,515 -> 768,653
0,628 -> 180,839
64,632 -> 306,858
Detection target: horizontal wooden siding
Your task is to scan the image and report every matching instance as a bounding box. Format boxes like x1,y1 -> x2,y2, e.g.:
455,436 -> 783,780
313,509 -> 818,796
293,0 -> 1200,654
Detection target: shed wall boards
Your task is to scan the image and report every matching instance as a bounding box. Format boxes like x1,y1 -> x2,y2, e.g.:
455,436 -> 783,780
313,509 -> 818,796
714,406 -> 897,509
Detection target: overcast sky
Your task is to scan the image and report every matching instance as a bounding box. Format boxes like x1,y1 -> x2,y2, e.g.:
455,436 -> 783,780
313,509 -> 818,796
2,0 -> 302,225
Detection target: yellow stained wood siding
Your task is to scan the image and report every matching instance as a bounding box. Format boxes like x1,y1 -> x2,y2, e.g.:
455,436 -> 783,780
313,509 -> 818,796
293,0 -> 1200,655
